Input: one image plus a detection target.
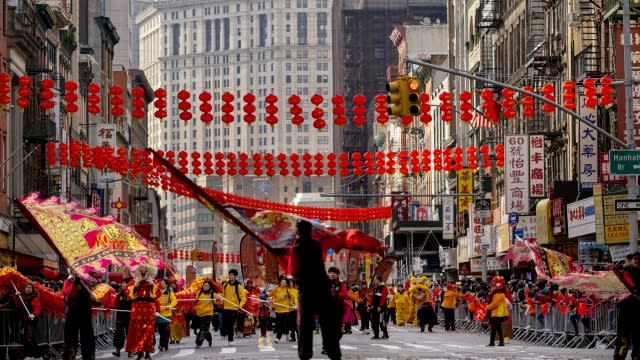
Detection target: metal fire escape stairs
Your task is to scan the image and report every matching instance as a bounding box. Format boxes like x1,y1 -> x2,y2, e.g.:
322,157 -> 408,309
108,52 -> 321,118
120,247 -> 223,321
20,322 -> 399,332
476,0 -> 503,90
577,0 -> 601,76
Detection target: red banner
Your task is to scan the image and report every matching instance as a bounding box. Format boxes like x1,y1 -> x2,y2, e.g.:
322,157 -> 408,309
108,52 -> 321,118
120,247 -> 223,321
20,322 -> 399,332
614,26 -> 640,146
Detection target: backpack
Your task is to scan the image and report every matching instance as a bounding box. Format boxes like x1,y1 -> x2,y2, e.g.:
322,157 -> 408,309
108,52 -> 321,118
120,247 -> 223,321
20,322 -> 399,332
223,281 -> 242,306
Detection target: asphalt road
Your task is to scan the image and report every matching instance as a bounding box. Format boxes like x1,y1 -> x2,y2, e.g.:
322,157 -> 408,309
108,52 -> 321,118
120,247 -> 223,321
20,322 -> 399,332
96,325 -> 613,360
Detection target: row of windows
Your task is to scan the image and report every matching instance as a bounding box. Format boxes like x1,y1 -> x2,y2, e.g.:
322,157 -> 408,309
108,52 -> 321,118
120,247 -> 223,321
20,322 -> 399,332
165,0 -> 328,21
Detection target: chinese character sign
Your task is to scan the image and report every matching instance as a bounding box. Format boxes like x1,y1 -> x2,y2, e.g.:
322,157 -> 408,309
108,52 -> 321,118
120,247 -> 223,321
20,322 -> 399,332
457,169 -> 474,212
578,96 -> 599,186
96,123 -> 116,148
529,135 -> 545,198
468,203 -> 483,257
392,192 -> 410,222
443,196 -> 454,240
505,135 -> 530,214
615,27 -> 640,146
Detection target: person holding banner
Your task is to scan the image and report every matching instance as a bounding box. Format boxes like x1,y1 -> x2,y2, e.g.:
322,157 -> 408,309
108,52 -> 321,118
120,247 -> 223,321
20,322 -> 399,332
15,282 -> 42,360
62,274 -> 97,360
125,265 -> 160,360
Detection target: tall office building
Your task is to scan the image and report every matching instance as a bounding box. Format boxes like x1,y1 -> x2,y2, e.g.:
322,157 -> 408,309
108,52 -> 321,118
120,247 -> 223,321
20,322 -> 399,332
136,0 -> 335,275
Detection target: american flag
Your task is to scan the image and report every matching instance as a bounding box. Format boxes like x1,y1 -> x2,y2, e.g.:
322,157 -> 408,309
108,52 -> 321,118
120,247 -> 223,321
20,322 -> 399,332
472,113 -> 495,128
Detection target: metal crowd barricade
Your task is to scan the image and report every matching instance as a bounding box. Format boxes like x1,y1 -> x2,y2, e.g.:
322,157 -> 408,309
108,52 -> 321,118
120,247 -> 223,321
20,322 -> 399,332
448,300 -> 617,349
93,311 -> 117,351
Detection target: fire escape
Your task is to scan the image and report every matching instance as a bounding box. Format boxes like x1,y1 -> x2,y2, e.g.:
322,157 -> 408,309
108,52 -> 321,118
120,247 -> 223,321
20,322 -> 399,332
576,0 -> 601,76
476,0 -> 503,88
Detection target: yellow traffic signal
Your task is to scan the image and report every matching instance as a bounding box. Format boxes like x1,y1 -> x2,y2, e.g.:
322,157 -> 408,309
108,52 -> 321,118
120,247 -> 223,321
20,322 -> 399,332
406,77 -> 421,116
386,78 -> 406,117
190,249 -> 199,261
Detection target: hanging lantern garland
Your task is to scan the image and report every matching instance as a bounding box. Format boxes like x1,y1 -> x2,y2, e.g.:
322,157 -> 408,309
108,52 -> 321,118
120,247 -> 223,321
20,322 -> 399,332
599,75 -> 615,107
459,91 -> 473,123
583,77 -> 598,108
420,93 -> 432,124
39,77 -> 55,112
109,85 -> 125,119
332,95 -> 347,126
63,81 -> 79,115
199,91 -> 213,125
87,82 -> 101,116
221,92 -> 234,125
243,93 -> 257,125
17,75 -> 31,111
540,83 -> 555,115
131,87 -> 146,120
353,94 -> 367,127
561,81 -> 577,111
265,93 -> 278,127
311,94 -> 326,130
153,88 -> 168,120
521,86 -> 536,119
480,89 -> 498,123
374,93 -> 389,125
439,92 -> 453,122
0,73 -> 10,109
177,90 -> 192,123
289,94 -> 303,126
500,88 -> 517,120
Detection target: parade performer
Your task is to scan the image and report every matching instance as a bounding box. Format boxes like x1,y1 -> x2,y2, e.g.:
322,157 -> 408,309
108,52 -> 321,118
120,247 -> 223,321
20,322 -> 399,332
220,269 -> 246,346
357,281 -> 370,334
321,267 -> 348,355
157,279 -> 177,352
270,275 -> 297,343
486,279 -> 510,347
169,280 -> 185,344
409,276 -> 430,326
242,279 -> 261,337
125,264 -> 160,360
285,277 -> 299,342
293,219 -> 340,360
345,285 -> 360,333
113,278 -> 132,357
392,284 -> 411,326
441,283 -> 466,331
194,279 -> 218,348
614,252 -> 640,360
417,300 -> 437,332
367,275 -> 389,339
62,273 -> 97,360
15,282 -> 42,359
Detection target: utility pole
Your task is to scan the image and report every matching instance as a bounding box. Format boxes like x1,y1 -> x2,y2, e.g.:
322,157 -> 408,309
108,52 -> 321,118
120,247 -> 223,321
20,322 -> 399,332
622,0 -> 639,252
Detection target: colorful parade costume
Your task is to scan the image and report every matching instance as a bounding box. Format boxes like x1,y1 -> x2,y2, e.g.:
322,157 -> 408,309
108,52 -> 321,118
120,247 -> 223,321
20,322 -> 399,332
409,278 -> 430,326
125,266 -> 160,359
392,289 -> 411,326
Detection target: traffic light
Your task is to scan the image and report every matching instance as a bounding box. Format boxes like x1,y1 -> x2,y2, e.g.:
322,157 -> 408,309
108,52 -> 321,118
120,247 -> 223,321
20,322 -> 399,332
386,78 -> 406,117
190,249 -> 199,261
406,77 -> 421,116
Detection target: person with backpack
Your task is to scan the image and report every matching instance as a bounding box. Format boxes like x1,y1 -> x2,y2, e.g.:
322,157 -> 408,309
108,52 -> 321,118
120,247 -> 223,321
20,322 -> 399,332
367,275 -> 389,340
220,269 -> 246,346
157,278 -> 177,352
194,279 -> 218,348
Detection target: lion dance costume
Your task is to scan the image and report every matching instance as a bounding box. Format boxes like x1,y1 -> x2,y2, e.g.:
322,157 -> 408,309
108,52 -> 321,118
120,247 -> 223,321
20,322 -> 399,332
409,276 -> 430,326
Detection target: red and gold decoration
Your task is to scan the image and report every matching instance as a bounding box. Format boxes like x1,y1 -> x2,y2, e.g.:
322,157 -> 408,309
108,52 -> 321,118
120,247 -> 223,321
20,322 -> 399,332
583,77 -> 598,108
540,83 -> 555,115
480,89 -> 498,123
87,82 -> 101,116
0,72 -> 11,109
265,93 -> 278,126
64,81 -> 79,115
17,75 -> 31,111
311,94 -> 326,130
374,93 -> 389,125
521,85 -> 535,119
221,92 -> 234,125
109,84 -> 125,119
39,77 -> 55,112
289,94 -> 304,126
459,91 -> 473,122
439,91 -> 453,122
500,88 -> 517,119
353,93 -> 367,127
177,89 -> 192,122
243,92 -> 257,125
332,95 -> 347,126
599,75 -> 615,107
131,86 -> 146,119
153,88 -> 168,120
110,197 -> 128,223
561,80 -> 577,111
198,91 -> 213,125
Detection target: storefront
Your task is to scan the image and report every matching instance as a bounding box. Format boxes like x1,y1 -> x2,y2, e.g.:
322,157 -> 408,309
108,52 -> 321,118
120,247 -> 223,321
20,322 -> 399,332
567,197 -> 611,268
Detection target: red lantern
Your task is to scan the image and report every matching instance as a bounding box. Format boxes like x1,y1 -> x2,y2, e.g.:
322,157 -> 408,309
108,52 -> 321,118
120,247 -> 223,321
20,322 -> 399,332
467,146 -> 478,170
439,92 -> 453,122
131,86 -> 146,120
386,151 -> 396,175
583,77 -> 598,108
46,142 -> 57,166
289,95 -> 304,126
265,93 -> 278,126
177,89 -> 192,123
239,153 -> 249,176
495,144 -> 505,168
0,72 -> 10,109
199,91 -> 213,125
265,153 -> 275,177
521,86 -> 535,119
278,153 -> 289,177
459,91 -> 473,122
221,92 -> 234,125
353,94 -> 366,127
500,88 -> 517,120
87,82 -> 101,116
109,85 -> 124,119
374,93 -> 389,125
599,75 -> 615,107
62,81 -> 79,115
540,83 -> 555,115
253,153 -> 263,176
480,89 -> 499,123
290,153 -> 301,177
17,75 -> 31,111
243,93 -> 257,125
561,81 -> 577,111
332,95 -> 346,126
420,93 -> 432,124
154,88 -> 168,120
311,94 -> 326,130
39,77 -> 55,111
338,152 -> 349,177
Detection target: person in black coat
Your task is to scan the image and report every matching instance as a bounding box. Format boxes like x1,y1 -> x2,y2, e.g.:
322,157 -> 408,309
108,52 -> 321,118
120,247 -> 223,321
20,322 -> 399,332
417,301 -> 437,333
112,279 -> 133,357
294,220 -> 340,360
614,252 -> 640,360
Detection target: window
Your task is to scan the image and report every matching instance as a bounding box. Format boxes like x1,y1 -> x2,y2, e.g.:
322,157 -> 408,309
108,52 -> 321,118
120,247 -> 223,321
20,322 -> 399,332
317,12 -> 327,45
302,181 -> 312,193
297,13 -> 308,45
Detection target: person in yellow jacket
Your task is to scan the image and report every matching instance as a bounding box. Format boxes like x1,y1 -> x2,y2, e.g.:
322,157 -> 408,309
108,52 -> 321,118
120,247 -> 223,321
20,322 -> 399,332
392,284 -> 411,326
220,269 -> 246,346
194,279 -> 218,348
269,276 -> 298,343
441,283 -> 466,331
157,279 -> 177,352
409,276 -> 430,325
168,281 -> 185,344
486,281 -> 510,347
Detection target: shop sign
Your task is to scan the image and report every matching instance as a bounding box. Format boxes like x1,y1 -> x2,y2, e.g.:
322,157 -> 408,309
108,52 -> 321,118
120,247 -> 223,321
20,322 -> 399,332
505,135 -> 530,214
567,197 -> 596,238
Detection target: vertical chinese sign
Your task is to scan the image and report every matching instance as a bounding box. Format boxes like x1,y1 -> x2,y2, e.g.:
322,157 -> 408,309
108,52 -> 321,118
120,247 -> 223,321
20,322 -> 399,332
457,169 -> 474,212
442,196 -> 454,240
96,123 -> 117,189
615,27 -> 640,146
578,96 -> 599,190
505,135 -> 530,214
529,135 -> 546,197
468,202 -> 482,257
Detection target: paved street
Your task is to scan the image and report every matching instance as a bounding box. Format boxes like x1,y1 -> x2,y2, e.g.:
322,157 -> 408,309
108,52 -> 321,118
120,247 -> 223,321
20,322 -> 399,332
96,325 -> 613,360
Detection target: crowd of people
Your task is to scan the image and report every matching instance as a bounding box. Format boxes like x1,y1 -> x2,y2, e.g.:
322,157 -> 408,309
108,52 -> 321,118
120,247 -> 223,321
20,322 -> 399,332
1,234 -> 639,360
